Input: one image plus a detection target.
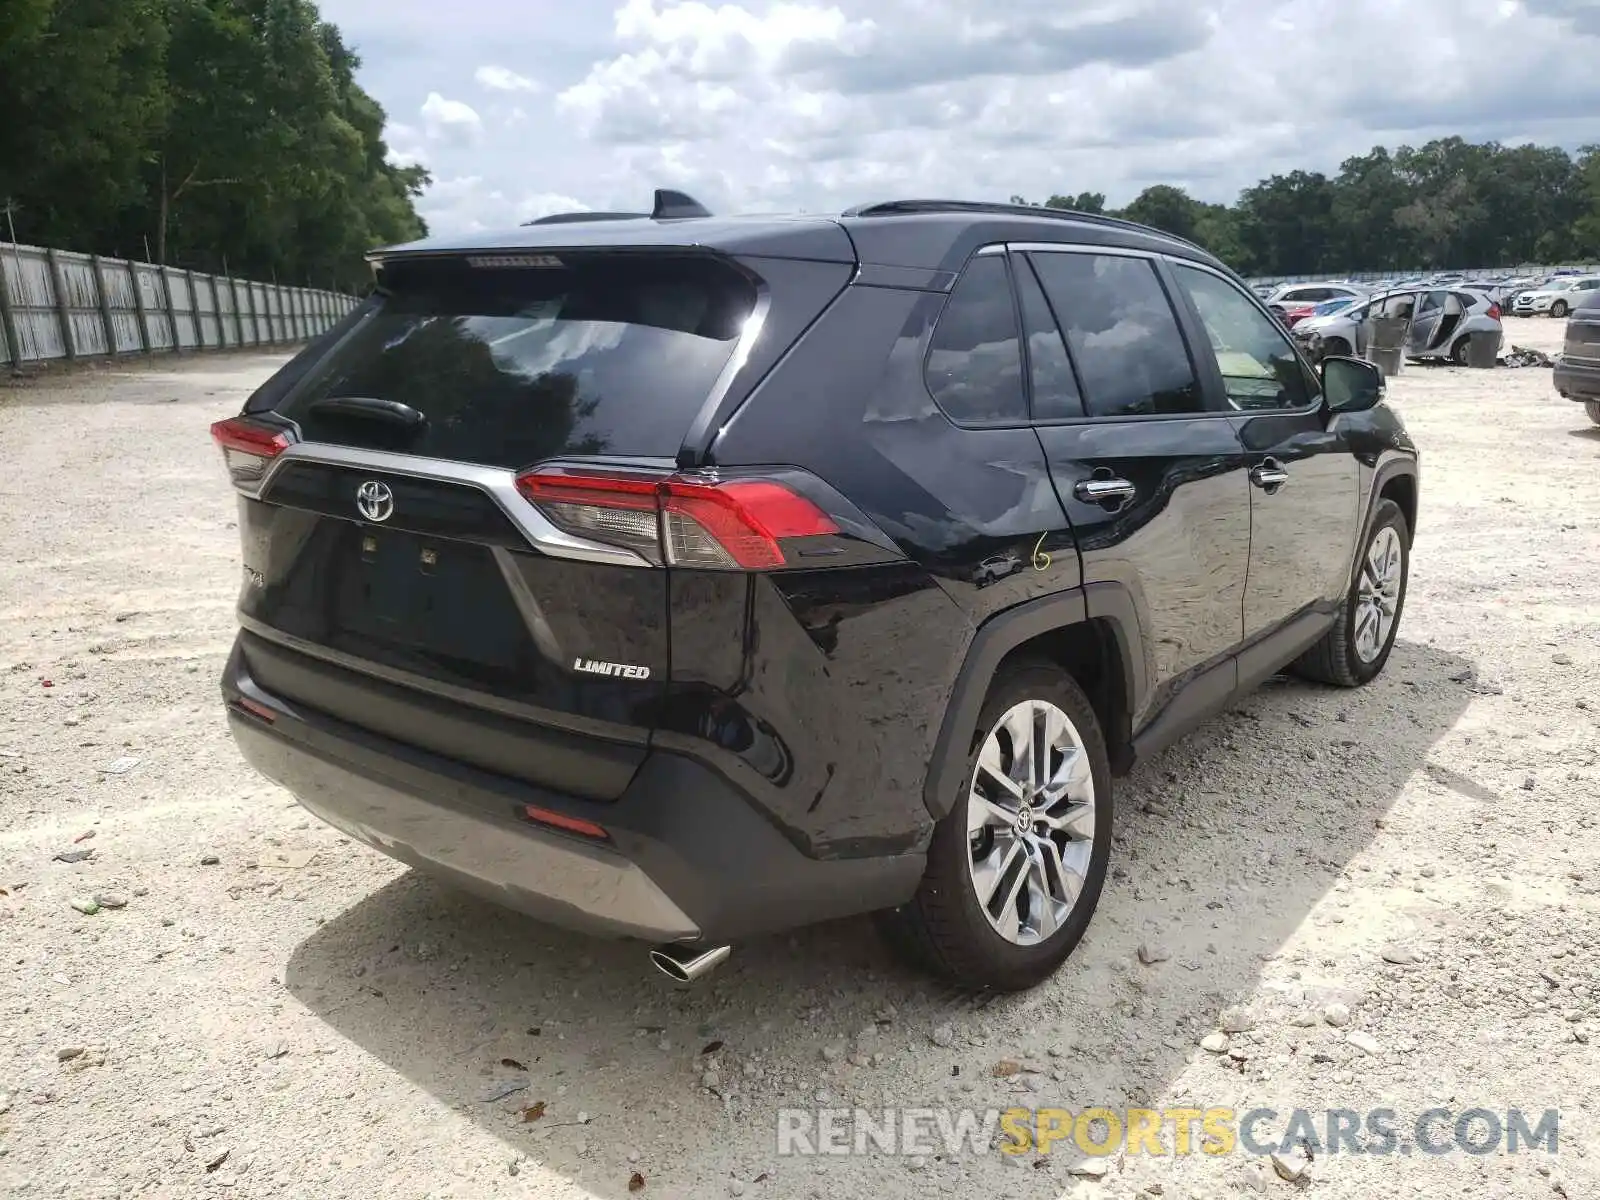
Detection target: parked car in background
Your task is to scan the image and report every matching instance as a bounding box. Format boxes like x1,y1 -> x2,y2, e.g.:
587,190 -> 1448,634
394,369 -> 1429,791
1513,275 -> 1600,318
1260,281 -> 1368,318
1294,287 -> 1502,364
1310,296 -> 1361,318
1482,278 -> 1530,305
1281,295 -> 1362,329
1554,290 -> 1600,425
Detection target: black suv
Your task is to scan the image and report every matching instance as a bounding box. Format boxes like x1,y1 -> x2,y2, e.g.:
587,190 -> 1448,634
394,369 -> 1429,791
214,194 -> 1419,991
1555,289 -> 1600,425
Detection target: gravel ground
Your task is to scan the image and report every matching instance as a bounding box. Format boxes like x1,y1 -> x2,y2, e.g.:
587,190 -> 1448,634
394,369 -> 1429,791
1,318 -> 1596,1200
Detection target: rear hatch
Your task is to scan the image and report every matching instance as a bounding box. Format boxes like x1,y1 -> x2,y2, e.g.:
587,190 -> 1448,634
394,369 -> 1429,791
1564,297 -> 1600,368
216,246 -> 850,799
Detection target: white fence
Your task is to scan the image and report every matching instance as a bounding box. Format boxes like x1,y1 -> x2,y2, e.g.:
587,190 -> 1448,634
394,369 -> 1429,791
0,241 -> 360,368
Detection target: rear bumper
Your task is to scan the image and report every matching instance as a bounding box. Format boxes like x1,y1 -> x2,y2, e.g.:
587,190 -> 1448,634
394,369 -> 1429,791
222,640 -> 924,943
1554,358 -> 1600,401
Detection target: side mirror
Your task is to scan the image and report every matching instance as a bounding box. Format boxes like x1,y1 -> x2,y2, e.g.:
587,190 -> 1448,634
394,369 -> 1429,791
1322,355 -> 1383,414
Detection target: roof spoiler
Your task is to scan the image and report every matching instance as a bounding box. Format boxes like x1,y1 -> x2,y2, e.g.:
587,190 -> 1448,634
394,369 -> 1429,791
521,189 -> 714,227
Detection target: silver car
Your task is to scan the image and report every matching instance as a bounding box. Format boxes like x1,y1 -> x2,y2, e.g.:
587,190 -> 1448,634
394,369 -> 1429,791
1511,275 -> 1600,318
1260,281 -> 1368,317
1293,287 -> 1503,365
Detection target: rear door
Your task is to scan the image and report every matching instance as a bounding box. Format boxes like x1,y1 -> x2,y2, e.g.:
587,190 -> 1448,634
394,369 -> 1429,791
224,252 -> 783,799
1023,247 -> 1252,732
1407,290 -> 1449,355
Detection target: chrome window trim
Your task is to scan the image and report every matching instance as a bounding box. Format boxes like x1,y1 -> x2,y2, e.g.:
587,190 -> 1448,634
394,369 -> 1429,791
245,442 -> 654,568
678,280 -> 772,461
1007,241 -> 1160,260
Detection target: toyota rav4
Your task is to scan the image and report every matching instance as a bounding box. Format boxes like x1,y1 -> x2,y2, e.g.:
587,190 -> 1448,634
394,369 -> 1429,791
213,193 -> 1419,992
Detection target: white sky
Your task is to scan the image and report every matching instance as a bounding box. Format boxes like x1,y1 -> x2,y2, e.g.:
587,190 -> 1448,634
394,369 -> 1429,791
315,0 -> 1600,236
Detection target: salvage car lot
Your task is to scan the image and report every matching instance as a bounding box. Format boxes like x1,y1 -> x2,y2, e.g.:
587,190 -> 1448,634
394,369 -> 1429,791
1,316 -> 1596,1199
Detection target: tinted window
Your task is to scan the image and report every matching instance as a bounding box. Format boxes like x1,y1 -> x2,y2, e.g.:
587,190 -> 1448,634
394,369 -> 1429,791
1175,265 -> 1317,412
1016,258 -> 1082,419
924,256 -> 1026,424
1029,252 -> 1203,418
274,254 -> 755,468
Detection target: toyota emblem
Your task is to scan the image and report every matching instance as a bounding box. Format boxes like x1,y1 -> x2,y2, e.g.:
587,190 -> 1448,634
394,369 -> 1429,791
355,480 -> 395,523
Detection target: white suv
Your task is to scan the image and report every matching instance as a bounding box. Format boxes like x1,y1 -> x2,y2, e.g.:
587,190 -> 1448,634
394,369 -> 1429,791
1512,276 -> 1600,318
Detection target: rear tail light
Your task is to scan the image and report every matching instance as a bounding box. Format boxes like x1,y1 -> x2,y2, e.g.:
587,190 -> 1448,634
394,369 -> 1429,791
516,467 -> 838,570
1488,304 -> 1501,320
211,416 -> 292,485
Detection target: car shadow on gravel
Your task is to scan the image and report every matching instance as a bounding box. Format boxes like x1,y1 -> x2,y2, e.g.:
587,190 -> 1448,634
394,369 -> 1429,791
284,637 -> 1474,1197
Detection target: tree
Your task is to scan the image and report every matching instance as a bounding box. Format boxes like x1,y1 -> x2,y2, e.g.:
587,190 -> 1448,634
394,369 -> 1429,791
1571,146 -> 1600,258
0,0 -> 424,285
0,0 -> 169,252
1046,192 -> 1106,213
1236,171 -> 1338,276
1119,185 -> 1201,242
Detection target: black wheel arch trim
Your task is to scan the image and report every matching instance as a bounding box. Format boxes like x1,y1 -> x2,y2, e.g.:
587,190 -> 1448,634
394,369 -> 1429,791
921,584 -> 1149,819
1367,454 -> 1419,535
1344,455 -> 1417,598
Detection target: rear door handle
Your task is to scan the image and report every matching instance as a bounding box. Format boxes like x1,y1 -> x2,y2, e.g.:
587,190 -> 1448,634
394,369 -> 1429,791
1073,477 -> 1137,504
1250,459 -> 1290,491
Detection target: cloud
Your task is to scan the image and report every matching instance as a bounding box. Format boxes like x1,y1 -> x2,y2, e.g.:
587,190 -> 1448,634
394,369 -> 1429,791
419,92 -> 484,143
413,176 -> 589,234
1522,0 -> 1600,36
318,0 -> 1600,237
475,64 -> 541,92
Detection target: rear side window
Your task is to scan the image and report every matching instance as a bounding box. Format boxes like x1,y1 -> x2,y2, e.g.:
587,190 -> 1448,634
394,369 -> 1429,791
1029,252 -> 1203,418
924,256 -> 1026,424
272,254 -> 756,468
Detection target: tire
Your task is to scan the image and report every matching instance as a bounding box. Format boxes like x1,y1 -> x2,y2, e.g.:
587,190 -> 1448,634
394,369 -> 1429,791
881,660 -> 1113,992
1450,336 -> 1470,366
1294,498 -> 1410,687
1586,399 -> 1600,426
1551,301 -> 1569,319
1323,336 -> 1353,358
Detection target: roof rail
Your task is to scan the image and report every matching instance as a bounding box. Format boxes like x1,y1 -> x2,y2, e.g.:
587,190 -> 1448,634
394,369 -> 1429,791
522,211 -> 647,226
840,199 -> 1206,253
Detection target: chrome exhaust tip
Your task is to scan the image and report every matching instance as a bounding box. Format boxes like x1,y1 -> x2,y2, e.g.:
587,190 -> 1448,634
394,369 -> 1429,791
649,942 -> 731,983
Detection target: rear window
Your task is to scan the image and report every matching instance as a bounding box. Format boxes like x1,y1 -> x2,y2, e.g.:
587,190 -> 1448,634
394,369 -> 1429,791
268,254 -> 756,468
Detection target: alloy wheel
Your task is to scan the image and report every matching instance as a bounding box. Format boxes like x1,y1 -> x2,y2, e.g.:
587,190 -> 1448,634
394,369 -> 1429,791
965,700 -> 1097,946
1354,525 -> 1403,663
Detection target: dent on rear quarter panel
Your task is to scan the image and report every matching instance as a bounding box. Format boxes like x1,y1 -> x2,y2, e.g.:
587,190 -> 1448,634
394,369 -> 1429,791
682,285 -> 1017,859
655,565 -> 955,859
